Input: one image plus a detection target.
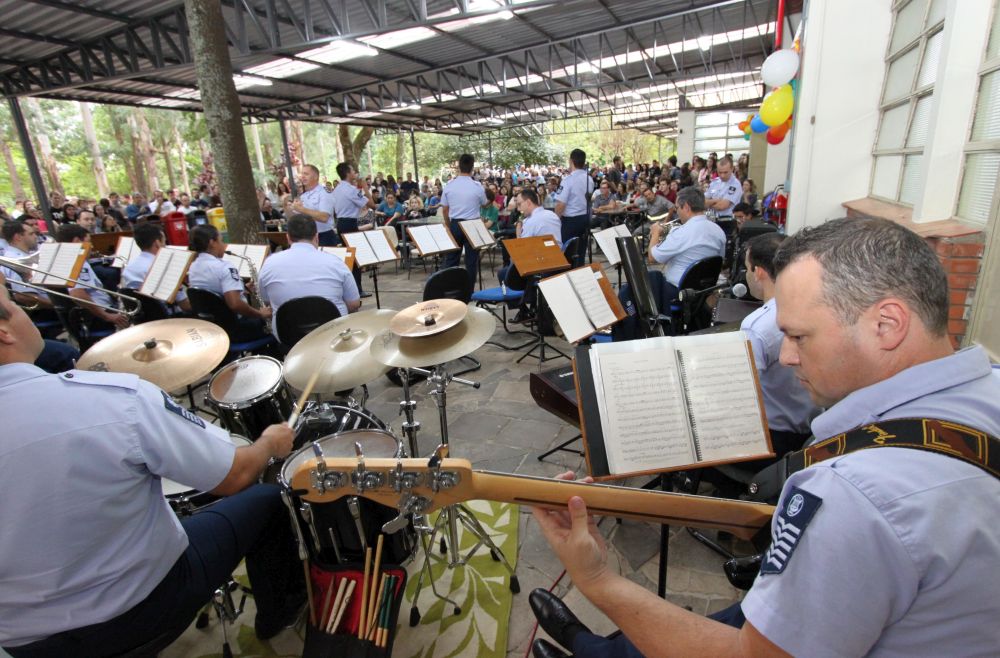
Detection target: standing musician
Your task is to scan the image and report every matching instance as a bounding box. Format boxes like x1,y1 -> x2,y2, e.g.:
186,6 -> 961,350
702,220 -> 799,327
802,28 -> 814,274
647,187 -> 726,303
0,276 -> 305,656
187,224 -> 271,341
529,217 -> 1000,658
441,153 -> 488,287
552,148 -> 593,267
258,213 -> 361,343
57,224 -> 130,331
121,222 -> 192,313
290,164 -> 338,247
330,161 -> 375,295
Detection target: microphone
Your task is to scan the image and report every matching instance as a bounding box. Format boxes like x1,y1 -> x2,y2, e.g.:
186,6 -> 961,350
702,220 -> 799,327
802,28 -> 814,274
679,281 -> 747,302
730,282 -> 748,298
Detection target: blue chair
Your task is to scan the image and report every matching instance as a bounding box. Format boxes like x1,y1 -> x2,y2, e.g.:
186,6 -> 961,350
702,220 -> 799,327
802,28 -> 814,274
471,263 -> 528,336
186,287 -> 275,358
668,256 -> 724,335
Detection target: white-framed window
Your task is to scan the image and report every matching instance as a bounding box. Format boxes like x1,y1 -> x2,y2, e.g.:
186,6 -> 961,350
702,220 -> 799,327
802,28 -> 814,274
956,3 -> 1000,224
693,110 -> 750,159
871,0 -> 946,204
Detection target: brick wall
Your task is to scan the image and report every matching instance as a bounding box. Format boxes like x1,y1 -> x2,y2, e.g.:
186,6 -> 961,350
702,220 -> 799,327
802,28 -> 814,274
925,234 -> 986,349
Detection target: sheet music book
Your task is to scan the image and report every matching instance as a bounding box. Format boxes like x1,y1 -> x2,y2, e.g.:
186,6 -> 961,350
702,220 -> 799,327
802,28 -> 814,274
574,332 -> 773,480
111,236 -> 139,268
223,244 -> 269,278
342,231 -> 397,267
458,219 -> 496,249
34,242 -> 90,286
319,246 -> 356,270
407,224 -> 460,256
538,264 -> 626,344
139,248 -> 194,303
593,225 -> 632,266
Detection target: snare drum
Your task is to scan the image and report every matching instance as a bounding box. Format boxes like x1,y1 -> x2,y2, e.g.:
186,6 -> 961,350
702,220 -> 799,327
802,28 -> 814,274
162,435 -> 252,516
208,356 -> 293,440
280,430 -> 415,565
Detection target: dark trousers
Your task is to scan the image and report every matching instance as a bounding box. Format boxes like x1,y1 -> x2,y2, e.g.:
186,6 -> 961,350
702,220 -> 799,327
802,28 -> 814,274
443,218 -> 479,287
334,218 -> 364,291
34,339 -> 80,373
317,230 -> 340,247
234,317 -> 270,344
561,214 -> 590,267
6,484 -> 304,658
572,602 -> 746,658
612,273 -> 679,341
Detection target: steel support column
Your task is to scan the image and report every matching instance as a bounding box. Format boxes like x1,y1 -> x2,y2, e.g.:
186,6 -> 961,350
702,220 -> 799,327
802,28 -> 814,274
410,128 -> 419,181
7,97 -> 50,220
488,135 -> 493,168
279,119 -> 298,196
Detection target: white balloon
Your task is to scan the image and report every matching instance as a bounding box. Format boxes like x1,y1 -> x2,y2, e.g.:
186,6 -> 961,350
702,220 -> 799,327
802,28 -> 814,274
761,49 -> 800,88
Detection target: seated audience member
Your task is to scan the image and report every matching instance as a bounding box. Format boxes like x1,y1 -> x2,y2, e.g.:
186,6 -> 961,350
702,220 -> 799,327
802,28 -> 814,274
376,193 -> 405,227
590,180 -> 619,230
743,178 -> 759,210
121,223 -> 192,313
258,214 -> 360,343
125,193 -> 149,223
405,194 -> 424,221
632,187 -> 674,241
480,189 -> 499,234
530,216 -> 1000,658
56,224 -> 129,331
425,186 -> 442,215
187,224 -> 271,341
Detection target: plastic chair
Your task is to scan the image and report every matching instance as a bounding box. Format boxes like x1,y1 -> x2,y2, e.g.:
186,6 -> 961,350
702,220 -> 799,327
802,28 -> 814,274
48,287 -> 114,352
186,287 -> 275,356
471,264 -> 529,340
274,296 -> 341,348
119,288 -> 170,324
670,256 -> 724,335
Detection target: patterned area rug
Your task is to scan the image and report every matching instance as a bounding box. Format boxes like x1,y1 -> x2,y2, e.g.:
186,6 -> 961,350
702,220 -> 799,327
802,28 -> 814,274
162,500 -> 518,658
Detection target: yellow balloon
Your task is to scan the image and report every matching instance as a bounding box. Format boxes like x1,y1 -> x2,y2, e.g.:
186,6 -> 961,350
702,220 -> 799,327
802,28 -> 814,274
760,84 -> 794,127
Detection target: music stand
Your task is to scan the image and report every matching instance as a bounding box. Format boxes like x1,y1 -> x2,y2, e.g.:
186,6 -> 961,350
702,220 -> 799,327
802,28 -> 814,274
505,237 -> 571,365
615,235 -> 665,339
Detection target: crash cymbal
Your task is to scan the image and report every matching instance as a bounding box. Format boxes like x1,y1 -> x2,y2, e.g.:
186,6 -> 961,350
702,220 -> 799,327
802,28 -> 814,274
371,304 -> 495,368
389,298 -> 468,337
283,309 -> 396,394
76,319 -> 230,393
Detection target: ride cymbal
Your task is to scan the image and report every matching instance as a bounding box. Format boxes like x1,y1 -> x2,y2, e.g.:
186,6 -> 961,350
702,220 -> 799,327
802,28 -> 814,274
283,309 -> 396,394
76,319 -> 230,393
370,304 -> 495,368
388,298 -> 468,337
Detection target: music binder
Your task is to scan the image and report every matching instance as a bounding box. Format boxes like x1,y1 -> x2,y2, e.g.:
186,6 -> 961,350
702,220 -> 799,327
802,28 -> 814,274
592,225 -> 632,266
34,242 -> 91,286
504,236 -> 569,277
342,231 -> 398,267
538,264 -> 626,344
223,244 -> 269,278
139,248 -> 194,303
111,236 -> 140,268
573,332 -> 773,481
458,219 -> 496,250
405,224 -> 460,256
319,246 -> 357,271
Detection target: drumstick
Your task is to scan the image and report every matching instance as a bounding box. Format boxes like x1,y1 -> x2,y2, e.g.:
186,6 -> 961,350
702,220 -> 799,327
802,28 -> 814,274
319,575 -> 339,633
358,546 -> 372,639
330,579 -> 356,635
303,559 -> 316,626
324,576 -> 348,633
366,534 -> 385,635
287,367 -> 322,427
366,573 -> 388,641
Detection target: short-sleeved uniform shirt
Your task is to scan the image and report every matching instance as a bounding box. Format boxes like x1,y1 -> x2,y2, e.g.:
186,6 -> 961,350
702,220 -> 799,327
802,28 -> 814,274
520,207 -> 563,242
706,174 -> 743,218
76,259 -> 114,309
551,169 -> 592,217
650,214 -> 726,287
299,184 -> 336,234
440,175 -> 487,220
187,252 -> 246,302
121,251 -> 188,303
0,244 -> 49,302
0,364 -> 235,646
741,346 -> 1000,656
331,181 -> 368,220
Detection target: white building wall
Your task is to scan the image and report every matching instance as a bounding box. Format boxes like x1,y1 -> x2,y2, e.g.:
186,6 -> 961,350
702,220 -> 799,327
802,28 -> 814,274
676,110 -> 696,162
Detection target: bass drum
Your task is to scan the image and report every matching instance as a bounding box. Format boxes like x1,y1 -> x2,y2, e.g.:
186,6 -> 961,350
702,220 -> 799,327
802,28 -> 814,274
162,435 -> 253,516
280,429 -> 415,565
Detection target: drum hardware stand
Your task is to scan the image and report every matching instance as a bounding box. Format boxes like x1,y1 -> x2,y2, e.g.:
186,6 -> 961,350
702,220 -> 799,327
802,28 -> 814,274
397,367 -> 422,458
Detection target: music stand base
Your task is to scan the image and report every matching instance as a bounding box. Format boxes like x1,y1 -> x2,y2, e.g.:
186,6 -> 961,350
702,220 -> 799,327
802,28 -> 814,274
537,434 -> 584,460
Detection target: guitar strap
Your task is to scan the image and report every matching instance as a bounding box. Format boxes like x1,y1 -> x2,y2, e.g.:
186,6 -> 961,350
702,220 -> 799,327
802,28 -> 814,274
747,417 -> 1000,505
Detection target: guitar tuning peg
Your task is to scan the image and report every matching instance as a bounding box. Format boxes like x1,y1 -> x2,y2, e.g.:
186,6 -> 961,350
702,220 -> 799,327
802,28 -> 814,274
354,441 -> 365,458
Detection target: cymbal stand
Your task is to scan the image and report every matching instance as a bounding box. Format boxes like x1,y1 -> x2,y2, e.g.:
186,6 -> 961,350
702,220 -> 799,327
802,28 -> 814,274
408,365 -> 520,627
397,367 -> 423,458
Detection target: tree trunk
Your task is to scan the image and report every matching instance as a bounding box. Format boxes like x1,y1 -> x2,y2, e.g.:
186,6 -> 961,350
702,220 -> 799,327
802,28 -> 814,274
338,125 -> 375,168
251,122 -> 266,174
161,135 -> 177,191
292,120 -> 306,166
1,140 -> 26,201
133,109 -> 160,191
366,140 -> 374,176
174,123 -> 191,194
125,112 -> 147,194
185,0 -> 263,245
394,132 -> 404,179
198,138 -> 215,187
78,102 -> 110,198
23,98 -> 64,197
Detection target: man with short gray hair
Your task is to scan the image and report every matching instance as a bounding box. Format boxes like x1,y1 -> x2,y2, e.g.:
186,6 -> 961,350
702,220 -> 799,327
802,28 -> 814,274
647,186 -> 725,301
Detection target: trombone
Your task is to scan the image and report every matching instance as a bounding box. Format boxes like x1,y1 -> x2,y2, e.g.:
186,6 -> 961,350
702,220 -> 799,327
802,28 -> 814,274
0,254 -> 141,319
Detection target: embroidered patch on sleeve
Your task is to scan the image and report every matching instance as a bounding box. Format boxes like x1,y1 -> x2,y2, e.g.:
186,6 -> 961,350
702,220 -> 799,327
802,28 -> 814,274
229,267 -> 241,281
759,486 -> 822,575
162,391 -> 206,428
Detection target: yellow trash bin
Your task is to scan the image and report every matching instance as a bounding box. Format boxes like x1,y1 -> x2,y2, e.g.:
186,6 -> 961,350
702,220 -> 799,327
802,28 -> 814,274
207,207 -> 228,242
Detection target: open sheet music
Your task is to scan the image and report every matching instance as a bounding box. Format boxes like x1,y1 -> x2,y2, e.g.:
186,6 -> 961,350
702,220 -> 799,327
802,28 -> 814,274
342,231 -> 397,266
34,242 -> 90,286
574,331 -> 772,479
139,248 -> 194,303
593,225 -> 632,266
223,244 -> 269,278
407,224 -> 459,256
538,264 -> 626,343
458,219 -> 496,249
319,246 -> 356,270
111,236 -> 140,269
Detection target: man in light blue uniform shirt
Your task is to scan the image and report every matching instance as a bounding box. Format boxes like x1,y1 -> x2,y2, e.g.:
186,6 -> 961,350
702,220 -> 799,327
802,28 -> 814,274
648,186 -> 726,301
330,162 -> 374,295
704,156 -> 743,220
291,164 -> 337,246
528,217 -> 1000,658
441,153 -> 487,287
258,214 -> 360,343
56,224 -> 130,331
121,222 -> 191,313
551,148 -> 592,266
0,276 -> 303,656
497,189 -> 562,323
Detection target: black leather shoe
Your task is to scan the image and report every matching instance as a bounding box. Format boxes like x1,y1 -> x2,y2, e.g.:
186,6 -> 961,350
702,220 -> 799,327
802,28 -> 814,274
532,638 -> 571,658
529,588 -> 592,652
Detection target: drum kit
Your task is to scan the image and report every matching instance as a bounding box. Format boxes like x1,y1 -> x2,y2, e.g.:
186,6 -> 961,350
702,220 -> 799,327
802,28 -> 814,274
76,297 -> 515,625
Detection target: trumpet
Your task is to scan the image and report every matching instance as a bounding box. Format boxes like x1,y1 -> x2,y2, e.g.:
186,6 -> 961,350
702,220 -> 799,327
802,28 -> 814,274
0,254 -> 141,318
647,212 -> 680,245
224,250 -> 271,333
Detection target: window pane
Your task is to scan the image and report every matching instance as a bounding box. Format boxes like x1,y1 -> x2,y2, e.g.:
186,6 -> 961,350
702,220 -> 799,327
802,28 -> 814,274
988,3 -> 1000,59
906,94 -> 933,147
695,126 -> 730,139
695,112 -> 729,127
916,30 -> 943,88
872,155 -> 903,199
877,103 -> 910,149
899,154 -> 924,204
884,47 -> 920,103
957,152 -> 1000,223
890,0 -> 927,54
695,138 -> 730,152
971,69 -> 1000,141
926,0 -> 946,27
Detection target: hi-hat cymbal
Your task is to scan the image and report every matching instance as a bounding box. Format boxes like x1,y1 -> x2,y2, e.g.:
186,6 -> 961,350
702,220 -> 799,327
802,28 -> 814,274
283,309 -> 396,394
389,298 -> 468,337
371,304 -> 495,368
76,319 -> 230,393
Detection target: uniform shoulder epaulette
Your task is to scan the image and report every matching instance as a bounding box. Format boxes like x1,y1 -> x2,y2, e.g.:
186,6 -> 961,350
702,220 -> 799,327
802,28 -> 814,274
59,369 -> 140,391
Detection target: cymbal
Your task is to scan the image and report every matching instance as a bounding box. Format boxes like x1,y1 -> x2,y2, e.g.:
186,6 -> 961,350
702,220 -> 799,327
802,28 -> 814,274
371,304 -> 496,368
283,309 -> 396,394
76,319 -> 230,393
389,298 -> 468,337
